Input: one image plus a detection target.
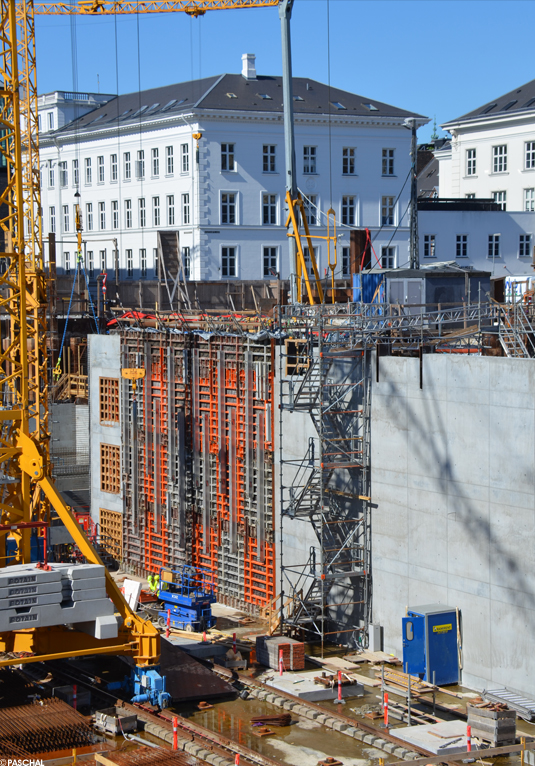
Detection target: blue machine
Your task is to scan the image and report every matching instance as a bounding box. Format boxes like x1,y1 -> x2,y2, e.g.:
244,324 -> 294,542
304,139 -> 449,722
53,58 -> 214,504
158,565 -> 216,632
107,667 -> 170,708
402,604 -> 459,686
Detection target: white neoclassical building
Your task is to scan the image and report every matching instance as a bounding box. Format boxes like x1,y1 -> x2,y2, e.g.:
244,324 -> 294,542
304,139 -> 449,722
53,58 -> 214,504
438,78 -> 535,212
39,54 -> 428,281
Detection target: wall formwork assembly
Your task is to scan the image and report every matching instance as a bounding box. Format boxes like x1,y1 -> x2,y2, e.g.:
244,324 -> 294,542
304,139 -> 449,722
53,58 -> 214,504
119,329 -> 275,613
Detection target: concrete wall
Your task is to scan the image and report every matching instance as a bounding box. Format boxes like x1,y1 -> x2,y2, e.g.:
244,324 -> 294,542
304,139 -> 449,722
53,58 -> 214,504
371,353 -> 535,695
88,334 -> 122,525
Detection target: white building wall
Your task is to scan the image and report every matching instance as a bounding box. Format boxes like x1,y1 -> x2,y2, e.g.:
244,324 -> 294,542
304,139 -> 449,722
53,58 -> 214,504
419,209 -> 535,276
438,113 -> 535,211
40,105 -> 424,280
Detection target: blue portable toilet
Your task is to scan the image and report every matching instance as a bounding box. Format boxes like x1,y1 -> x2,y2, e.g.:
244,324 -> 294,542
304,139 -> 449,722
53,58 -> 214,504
402,604 -> 459,686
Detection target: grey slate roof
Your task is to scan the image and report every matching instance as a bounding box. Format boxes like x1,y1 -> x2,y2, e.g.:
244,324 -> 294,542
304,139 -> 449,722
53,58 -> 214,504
444,77 -> 535,125
51,72 -> 425,135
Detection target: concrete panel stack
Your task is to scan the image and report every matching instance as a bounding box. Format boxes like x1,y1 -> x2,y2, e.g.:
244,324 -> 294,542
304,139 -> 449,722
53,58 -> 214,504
255,635 -> 305,670
0,563 -> 118,639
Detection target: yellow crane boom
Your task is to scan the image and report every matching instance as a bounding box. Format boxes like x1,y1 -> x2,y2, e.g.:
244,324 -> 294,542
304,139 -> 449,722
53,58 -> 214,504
0,0 -> 280,683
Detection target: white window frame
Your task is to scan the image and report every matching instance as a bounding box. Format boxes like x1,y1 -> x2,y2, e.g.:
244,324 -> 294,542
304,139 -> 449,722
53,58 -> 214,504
64,250 -> 70,274
221,143 -> 235,172
526,141 -> 535,170
342,147 -> 355,175
221,192 -> 237,225
519,233 -> 532,258
139,198 -> 146,228
140,248 -> 147,277
381,196 -> 395,226
99,249 -> 107,272
58,161 -> 68,188
125,199 -> 132,229
381,246 -> 395,269
342,196 -> 355,226
98,201 -> 105,230
97,155 -> 104,183
303,146 -> 317,174
423,234 -> 436,259
221,245 -> 237,278
126,248 -> 133,278
262,193 -> 277,225
48,164 -> 54,188
153,196 -> 160,226
341,246 -> 350,276
525,188 -> 535,211
181,143 -> 189,173
84,157 -> 92,184
62,204 -> 69,232
124,152 -> 131,180
492,190 -> 507,210
167,194 -> 175,226
263,145 -> 276,173
456,234 -> 468,258
262,245 -> 278,278
72,159 -> 79,187
382,148 -> 395,176
493,145 -> 507,173
182,193 -> 190,225
136,149 -> 145,179
182,246 -> 190,279
488,234 -> 501,259
110,154 -> 117,182
166,146 -> 174,175
88,250 -> 94,277
86,202 -> 93,231
466,148 -> 476,176
304,195 -> 318,226
47,112 -> 54,130
112,200 -> 118,230
151,148 -> 159,177
49,206 -> 55,234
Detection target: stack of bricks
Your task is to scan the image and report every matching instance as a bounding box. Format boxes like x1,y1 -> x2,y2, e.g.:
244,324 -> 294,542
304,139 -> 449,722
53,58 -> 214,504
256,635 -> 305,671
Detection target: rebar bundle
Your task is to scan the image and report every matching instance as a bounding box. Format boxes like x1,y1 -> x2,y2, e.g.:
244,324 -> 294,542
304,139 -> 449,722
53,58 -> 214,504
0,697 -> 94,756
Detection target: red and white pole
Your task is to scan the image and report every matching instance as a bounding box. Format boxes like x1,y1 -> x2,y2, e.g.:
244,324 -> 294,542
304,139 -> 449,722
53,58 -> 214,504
72,684 -> 77,711
203,631 -> 207,642
173,717 -> 178,750
166,609 -> 170,639
235,755 -> 240,766
467,725 -> 471,752
233,632 -> 237,653
383,692 -> 389,727
337,671 -> 342,703
279,647 -> 284,676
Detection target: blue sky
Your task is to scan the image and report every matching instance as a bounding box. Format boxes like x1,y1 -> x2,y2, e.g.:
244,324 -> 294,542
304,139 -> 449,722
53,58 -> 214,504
35,0 -> 532,143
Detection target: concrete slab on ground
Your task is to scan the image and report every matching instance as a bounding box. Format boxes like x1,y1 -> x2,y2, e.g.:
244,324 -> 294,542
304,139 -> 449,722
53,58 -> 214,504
265,670 -> 364,701
167,635 -> 228,660
393,720 -> 468,754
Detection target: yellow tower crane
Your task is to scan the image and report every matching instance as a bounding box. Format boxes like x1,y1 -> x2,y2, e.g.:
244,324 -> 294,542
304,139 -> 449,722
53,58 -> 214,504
0,0 -> 307,704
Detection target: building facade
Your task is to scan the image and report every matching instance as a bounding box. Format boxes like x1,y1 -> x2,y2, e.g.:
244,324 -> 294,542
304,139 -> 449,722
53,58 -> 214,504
39,54 -> 428,282
437,78 -> 535,212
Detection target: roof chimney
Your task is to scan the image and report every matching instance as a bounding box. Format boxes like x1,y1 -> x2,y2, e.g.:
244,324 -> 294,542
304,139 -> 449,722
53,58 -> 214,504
241,53 -> 257,80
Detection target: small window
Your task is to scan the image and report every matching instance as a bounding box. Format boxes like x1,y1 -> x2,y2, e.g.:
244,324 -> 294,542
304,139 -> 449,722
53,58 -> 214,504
98,201 -> 105,230
112,200 -> 119,229
525,188 -> 535,211
488,234 -> 501,259
153,196 -> 160,226
88,250 -> 94,277
493,145 -> 507,173
167,195 -> 175,226
97,155 -> 104,183
140,248 -> 147,277
182,246 -> 190,279
501,100 -> 517,111
62,204 -> 69,232
303,146 -> 316,174
405,621 -> 414,641
64,251 -> 71,274
526,142 -> 535,170
84,157 -> 92,184
181,143 -> 189,173
331,101 -> 346,110
99,377 -> 119,424
100,249 -> 107,272
382,148 -> 394,176
110,153 -> 117,181
341,246 -> 350,276
342,147 -> 355,175
86,203 -> 93,232
100,443 -> 121,494
136,149 -> 145,179
59,161 -> 68,188
226,92 -> 237,99
72,159 -> 79,186
362,103 -> 378,111
466,148 -> 476,176
126,249 -> 133,277
182,193 -> 190,225
123,152 -> 131,180
263,144 -> 276,173
519,234 -> 531,258
222,246 -> 236,278
49,206 -> 56,234
492,191 -> 506,210
381,246 -> 395,269
151,148 -> 159,176
262,193 -> 276,225
456,234 -> 468,258
424,234 -> 436,258
342,196 -> 355,226
258,93 -> 272,100
381,196 -> 394,226
221,143 -> 235,172
166,146 -> 174,175
125,199 -> 132,228
293,95 -> 304,102
47,112 -> 54,130
263,246 -> 278,278
221,193 -> 236,224
481,103 -> 497,114
139,198 -> 146,228
304,195 -> 317,226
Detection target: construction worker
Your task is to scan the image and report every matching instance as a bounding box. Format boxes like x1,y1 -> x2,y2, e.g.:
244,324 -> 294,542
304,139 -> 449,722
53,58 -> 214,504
147,573 -> 155,593
154,573 -> 160,595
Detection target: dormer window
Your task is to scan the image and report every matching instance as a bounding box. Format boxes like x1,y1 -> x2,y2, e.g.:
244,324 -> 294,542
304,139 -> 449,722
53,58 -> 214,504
501,100 -> 517,111
293,95 -> 304,102
331,101 -> 346,110
362,103 -> 379,111
227,92 -> 237,99
258,94 -> 272,100
480,103 -> 497,114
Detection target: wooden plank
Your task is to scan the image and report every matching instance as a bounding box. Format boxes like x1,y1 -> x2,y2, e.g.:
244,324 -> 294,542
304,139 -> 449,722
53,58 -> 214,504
95,756 -> 121,766
389,740 -> 535,766
347,673 -> 381,688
